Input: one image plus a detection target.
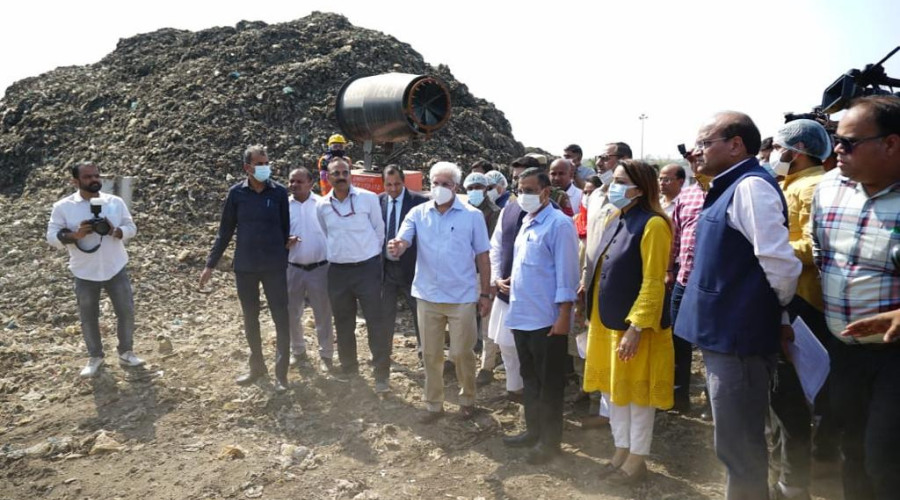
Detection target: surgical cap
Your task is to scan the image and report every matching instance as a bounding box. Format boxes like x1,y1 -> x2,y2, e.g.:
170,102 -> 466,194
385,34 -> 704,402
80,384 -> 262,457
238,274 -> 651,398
774,119 -> 833,162
484,170 -> 507,188
463,172 -> 489,189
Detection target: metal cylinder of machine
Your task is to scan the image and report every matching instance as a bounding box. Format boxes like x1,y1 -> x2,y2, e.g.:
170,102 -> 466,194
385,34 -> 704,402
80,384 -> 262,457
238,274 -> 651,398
335,73 -> 452,143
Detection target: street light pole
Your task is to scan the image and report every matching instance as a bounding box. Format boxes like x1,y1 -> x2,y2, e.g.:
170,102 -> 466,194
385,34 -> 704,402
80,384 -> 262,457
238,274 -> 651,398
639,113 -> 648,160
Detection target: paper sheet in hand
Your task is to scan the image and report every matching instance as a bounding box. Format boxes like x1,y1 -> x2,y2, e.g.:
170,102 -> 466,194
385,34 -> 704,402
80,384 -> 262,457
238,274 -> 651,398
787,317 -> 830,404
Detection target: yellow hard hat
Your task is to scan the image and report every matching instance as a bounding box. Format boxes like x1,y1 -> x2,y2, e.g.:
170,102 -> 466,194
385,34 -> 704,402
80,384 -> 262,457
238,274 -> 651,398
328,134 -> 347,145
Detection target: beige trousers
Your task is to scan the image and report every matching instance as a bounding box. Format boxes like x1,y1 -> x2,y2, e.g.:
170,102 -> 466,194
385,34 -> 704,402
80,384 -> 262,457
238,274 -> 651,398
418,299 -> 478,412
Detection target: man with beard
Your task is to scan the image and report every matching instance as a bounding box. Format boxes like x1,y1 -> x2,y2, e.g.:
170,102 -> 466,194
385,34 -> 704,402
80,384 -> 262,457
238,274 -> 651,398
201,145 -> 292,393
47,162 -> 143,378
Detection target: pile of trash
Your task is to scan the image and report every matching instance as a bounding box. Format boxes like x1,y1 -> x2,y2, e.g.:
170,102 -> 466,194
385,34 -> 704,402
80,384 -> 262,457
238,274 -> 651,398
0,11 -> 528,333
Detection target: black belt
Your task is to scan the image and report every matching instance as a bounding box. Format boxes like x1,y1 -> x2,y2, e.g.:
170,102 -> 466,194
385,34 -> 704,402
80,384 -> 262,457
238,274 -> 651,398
330,255 -> 379,268
289,260 -> 328,271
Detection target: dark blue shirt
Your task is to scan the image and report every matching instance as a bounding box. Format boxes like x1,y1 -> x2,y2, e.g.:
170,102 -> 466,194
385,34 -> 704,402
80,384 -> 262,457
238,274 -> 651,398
205,179 -> 290,273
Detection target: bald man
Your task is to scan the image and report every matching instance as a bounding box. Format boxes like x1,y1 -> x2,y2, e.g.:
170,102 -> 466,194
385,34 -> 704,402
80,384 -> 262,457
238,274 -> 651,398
549,158 -> 582,213
675,111 -> 801,500
658,164 -> 685,216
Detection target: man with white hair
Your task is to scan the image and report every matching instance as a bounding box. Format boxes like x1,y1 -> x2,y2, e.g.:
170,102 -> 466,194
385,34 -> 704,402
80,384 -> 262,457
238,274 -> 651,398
485,170 -> 513,209
388,162 -> 493,423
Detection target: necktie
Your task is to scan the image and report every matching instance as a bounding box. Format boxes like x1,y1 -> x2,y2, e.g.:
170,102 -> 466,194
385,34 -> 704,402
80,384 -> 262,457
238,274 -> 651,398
387,198 -> 398,241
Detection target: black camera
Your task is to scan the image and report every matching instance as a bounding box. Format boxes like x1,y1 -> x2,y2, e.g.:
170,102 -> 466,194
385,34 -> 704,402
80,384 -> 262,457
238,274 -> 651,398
88,201 -> 111,236
821,46 -> 900,114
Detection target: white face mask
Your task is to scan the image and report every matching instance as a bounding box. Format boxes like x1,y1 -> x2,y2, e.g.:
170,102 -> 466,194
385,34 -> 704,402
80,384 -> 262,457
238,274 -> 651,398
599,170 -> 614,185
432,185 -> 454,205
770,148 -> 794,176
518,193 -> 543,214
486,188 -> 500,202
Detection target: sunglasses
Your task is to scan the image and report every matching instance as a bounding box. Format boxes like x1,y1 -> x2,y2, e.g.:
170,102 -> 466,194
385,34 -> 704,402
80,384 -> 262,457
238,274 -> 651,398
597,154 -> 621,162
832,133 -> 886,153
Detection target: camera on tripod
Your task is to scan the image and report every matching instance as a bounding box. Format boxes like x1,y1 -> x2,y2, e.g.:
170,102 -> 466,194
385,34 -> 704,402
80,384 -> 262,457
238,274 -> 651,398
88,198 -> 111,236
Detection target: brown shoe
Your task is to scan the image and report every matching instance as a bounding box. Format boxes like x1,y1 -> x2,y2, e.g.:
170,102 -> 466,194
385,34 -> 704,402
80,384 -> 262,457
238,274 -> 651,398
418,410 -> 444,424
580,415 -> 610,429
457,405 -> 476,420
606,463 -> 647,486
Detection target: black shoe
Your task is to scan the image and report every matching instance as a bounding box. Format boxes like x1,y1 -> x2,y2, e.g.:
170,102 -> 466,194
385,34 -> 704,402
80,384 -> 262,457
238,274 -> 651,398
526,443 -> 561,465
289,352 -> 309,367
475,369 -> 494,387
671,397 -> 691,414
236,360 -> 267,386
273,377 -> 289,393
418,410 -> 445,424
503,432 -> 538,448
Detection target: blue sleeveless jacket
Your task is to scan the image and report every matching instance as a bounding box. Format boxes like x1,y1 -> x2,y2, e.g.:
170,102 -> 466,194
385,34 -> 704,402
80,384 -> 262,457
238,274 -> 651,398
674,158 -> 786,356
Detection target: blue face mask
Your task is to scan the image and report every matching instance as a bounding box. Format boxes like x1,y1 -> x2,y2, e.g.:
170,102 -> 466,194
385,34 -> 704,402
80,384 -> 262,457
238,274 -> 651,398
253,164 -> 271,182
607,182 -> 638,209
467,189 -> 485,207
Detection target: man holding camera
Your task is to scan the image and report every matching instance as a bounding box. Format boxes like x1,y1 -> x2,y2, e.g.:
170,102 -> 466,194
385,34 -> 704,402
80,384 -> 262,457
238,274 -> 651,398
47,162 -> 143,378
200,145 -> 292,393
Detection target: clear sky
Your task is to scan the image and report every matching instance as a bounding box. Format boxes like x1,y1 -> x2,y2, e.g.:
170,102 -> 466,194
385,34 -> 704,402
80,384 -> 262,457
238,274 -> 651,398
2,0 -> 898,160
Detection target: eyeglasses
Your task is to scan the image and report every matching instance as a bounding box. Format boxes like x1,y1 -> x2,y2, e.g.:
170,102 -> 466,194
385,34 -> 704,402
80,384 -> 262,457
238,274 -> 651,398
329,196 -> 356,217
329,170 -> 351,177
597,154 -> 621,162
695,137 -> 730,150
659,177 -> 678,184
832,133 -> 886,153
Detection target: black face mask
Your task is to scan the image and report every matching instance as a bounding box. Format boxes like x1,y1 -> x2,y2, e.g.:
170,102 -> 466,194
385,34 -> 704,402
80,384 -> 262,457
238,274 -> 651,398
83,182 -> 102,193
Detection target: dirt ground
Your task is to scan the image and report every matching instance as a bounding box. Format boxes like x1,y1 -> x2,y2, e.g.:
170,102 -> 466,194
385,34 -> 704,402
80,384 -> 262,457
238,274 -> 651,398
0,202 -> 844,500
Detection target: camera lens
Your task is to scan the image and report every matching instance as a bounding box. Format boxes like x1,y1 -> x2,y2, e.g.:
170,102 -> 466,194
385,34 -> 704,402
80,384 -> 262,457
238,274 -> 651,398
92,219 -> 111,236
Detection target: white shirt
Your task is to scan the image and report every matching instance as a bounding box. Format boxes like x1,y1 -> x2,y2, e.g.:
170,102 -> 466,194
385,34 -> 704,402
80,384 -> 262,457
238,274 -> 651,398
565,183 -> 583,215
316,185 -> 384,264
46,191 -> 137,281
288,193 -> 327,265
713,159 -> 802,306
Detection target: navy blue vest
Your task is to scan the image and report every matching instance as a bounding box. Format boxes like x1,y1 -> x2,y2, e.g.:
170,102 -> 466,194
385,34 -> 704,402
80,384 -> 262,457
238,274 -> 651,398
596,208 -> 672,331
675,158 -> 787,356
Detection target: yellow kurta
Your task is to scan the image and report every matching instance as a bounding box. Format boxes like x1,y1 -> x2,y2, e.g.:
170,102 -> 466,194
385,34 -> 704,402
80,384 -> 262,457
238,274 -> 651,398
583,215 -> 675,409
782,166 -> 825,312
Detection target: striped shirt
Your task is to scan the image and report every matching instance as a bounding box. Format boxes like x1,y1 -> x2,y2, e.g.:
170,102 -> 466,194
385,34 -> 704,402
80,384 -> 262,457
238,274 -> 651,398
670,183 -> 707,286
811,168 -> 900,344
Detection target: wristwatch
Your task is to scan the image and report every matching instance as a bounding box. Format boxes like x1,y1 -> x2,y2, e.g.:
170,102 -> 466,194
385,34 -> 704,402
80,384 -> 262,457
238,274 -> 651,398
480,293 -> 492,299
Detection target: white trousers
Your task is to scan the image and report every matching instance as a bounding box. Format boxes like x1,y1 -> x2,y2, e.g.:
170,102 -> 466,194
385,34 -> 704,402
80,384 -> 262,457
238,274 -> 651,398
609,402 -> 656,456
498,343 -> 524,392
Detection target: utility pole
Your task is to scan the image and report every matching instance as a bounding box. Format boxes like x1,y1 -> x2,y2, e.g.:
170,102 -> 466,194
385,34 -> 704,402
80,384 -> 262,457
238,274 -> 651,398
639,113 -> 648,160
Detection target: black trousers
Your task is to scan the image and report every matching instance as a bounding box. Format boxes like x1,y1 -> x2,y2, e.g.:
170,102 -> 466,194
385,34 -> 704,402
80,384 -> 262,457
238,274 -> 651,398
234,269 -> 290,380
789,296 -> 840,461
830,340 -> 900,500
328,256 -> 391,380
670,282 -> 693,404
513,327 -> 568,449
382,260 -> 420,349
769,352 -> 812,490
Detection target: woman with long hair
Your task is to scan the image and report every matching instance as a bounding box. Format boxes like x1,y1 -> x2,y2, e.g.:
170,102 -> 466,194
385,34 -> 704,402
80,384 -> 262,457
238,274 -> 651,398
583,160 -> 675,484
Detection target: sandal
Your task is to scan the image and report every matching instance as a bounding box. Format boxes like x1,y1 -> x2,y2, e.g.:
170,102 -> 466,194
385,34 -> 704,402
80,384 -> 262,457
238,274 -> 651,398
605,463 -> 648,486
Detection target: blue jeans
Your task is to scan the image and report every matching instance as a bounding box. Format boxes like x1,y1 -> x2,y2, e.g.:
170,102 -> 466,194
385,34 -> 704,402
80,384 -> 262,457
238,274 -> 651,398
74,267 -> 135,358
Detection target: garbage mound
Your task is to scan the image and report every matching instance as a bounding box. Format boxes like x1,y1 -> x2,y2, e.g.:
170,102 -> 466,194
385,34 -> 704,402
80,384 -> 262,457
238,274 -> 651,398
0,11 -> 525,210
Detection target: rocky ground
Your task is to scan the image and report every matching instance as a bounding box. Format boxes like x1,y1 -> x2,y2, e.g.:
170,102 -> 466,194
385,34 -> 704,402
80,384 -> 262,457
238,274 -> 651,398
0,199 -> 844,498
